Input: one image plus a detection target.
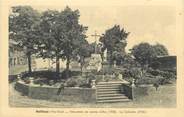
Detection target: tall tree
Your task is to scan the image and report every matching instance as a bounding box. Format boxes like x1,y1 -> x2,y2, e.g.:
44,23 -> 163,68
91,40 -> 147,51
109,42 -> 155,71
59,7 -> 88,78
74,40 -> 92,74
99,25 -> 130,65
131,42 -> 168,66
38,7 -> 88,77
152,43 -> 168,56
131,43 -> 154,66
9,6 -> 40,73
38,10 -> 63,73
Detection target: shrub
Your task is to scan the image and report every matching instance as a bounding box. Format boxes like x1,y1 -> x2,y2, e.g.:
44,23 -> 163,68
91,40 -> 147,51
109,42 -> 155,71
156,76 -> 172,85
136,77 -> 157,85
77,78 -> 91,88
86,73 -> 96,80
65,78 -> 77,87
121,67 -> 142,81
21,70 -> 61,80
32,78 -> 47,86
147,69 -> 176,78
61,70 -> 81,79
65,76 -> 91,88
136,74 -> 173,85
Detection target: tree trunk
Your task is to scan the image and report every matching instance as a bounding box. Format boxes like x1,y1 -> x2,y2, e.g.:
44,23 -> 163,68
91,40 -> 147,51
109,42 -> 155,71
65,56 -> 70,78
80,58 -> 84,75
56,56 -> 60,73
100,52 -> 104,68
66,56 -> 70,71
27,53 -> 32,73
80,63 -> 83,75
109,50 -> 113,66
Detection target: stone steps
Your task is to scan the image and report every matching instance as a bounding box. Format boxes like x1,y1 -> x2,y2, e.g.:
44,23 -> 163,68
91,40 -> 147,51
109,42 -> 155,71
97,88 -> 121,92
97,93 -> 126,97
96,81 -> 130,103
97,82 -> 124,85
97,95 -> 128,100
97,91 -> 122,94
97,98 -> 130,103
96,86 -> 121,89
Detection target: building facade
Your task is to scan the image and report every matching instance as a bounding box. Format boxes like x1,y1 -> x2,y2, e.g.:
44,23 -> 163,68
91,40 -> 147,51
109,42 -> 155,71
150,55 -> 176,72
9,39 -> 27,67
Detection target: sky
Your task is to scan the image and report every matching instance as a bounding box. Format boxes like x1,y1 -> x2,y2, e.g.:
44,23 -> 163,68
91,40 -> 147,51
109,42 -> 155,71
32,5 -> 176,55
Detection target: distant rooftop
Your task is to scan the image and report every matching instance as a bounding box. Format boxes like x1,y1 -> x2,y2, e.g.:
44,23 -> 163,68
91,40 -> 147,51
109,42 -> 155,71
156,55 -> 176,58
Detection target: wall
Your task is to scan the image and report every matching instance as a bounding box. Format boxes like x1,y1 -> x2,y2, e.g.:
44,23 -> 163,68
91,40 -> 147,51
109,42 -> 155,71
15,81 -> 96,103
9,39 -> 27,67
15,81 -> 29,95
121,84 -> 151,101
9,74 -> 18,83
132,85 -> 149,101
121,84 -> 133,99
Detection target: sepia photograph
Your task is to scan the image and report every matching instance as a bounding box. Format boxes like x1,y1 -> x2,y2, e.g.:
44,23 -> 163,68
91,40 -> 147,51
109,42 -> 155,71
8,4 -> 177,108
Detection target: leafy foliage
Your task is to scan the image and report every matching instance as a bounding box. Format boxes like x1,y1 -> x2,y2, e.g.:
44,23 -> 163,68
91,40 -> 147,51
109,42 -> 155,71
153,43 -> 168,56
73,39 -> 93,74
131,43 -> 168,66
65,76 -> 91,88
38,6 -> 88,75
99,25 -> 130,65
131,43 -> 155,66
9,6 -> 41,73
121,54 -> 141,69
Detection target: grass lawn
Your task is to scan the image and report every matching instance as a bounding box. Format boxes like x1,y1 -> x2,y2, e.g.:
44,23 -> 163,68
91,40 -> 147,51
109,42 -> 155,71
131,84 -> 176,108
9,65 -> 28,75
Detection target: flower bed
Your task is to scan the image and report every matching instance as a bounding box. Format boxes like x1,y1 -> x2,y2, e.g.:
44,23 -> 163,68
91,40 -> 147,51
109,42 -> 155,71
20,70 -> 92,88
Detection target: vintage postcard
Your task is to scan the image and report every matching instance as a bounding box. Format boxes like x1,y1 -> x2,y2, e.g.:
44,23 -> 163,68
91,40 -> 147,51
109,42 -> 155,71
0,0 -> 184,117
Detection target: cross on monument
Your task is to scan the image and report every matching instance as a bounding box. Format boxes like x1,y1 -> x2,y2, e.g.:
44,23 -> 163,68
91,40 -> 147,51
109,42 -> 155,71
91,30 -> 101,53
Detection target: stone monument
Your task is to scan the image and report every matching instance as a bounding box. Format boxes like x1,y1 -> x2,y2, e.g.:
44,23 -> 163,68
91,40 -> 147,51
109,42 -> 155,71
86,30 -> 102,72
86,54 -> 102,71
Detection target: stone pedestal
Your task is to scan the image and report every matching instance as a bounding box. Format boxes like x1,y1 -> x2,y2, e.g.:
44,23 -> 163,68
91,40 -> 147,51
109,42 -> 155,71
91,80 -> 96,88
29,77 -> 34,85
131,79 -> 135,87
17,74 -> 21,81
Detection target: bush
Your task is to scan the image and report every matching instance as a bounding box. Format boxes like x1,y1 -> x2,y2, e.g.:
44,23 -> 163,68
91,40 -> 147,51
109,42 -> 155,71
136,74 -> 173,85
20,70 -> 82,86
136,77 -> 157,85
77,78 -> 91,88
65,78 -> 77,87
147,69 -> 176,78
61,70 -> 81,79
98,67 -> 116,75
156,76 -> 172,85
122,67 -> 142,81
33,79 -> 45,86
86,73 -> 96,80
21,71 -> 61,81
65,76 -> 91,88
120,66 -> 176,85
